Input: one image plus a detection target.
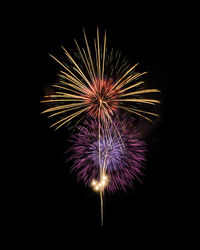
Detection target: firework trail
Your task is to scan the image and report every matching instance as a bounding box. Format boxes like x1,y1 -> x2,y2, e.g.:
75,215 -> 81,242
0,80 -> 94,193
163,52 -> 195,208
41,27 -> 160,225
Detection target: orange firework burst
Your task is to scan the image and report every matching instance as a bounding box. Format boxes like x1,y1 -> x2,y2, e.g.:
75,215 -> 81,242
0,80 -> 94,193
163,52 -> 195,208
41,28 -> 160,129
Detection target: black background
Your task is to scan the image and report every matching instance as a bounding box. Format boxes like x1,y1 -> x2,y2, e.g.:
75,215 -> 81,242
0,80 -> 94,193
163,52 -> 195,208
16,1 -> 186,246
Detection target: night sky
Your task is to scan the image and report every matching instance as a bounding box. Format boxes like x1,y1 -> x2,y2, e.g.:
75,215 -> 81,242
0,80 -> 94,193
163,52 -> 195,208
22,2 -> 183,244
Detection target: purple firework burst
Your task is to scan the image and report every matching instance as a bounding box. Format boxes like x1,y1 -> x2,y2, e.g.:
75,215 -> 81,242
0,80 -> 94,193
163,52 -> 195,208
66,114 -> 147,193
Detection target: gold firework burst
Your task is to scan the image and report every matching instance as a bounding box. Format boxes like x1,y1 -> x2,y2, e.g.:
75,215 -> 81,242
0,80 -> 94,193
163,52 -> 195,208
41,27 -> 160,130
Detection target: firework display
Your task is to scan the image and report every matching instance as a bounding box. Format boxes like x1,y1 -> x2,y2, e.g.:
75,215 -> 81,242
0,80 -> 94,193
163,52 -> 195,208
41,28 -> 160,225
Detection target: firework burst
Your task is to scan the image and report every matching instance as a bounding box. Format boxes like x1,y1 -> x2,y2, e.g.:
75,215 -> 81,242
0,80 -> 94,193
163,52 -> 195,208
41,28 -> 160,129
67,115 -> 147,193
